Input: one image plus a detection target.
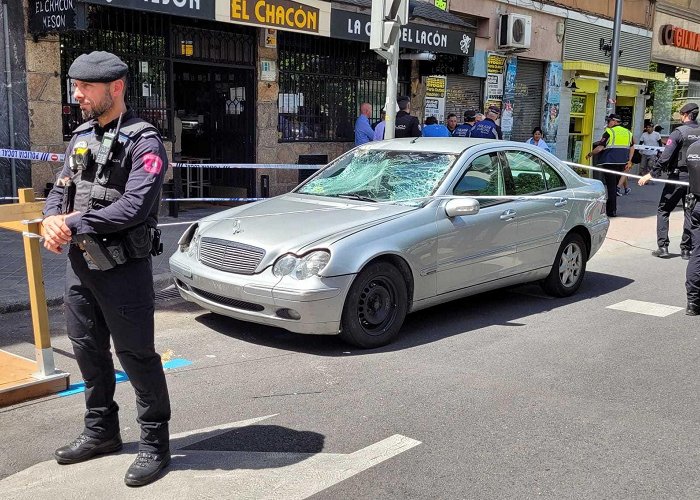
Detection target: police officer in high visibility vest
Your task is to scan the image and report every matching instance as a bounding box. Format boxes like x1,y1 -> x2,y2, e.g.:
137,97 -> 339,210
586,113 -> 635,217
639,102 -> 700,259
685,140 -> 700,315
41,51 -> 171,487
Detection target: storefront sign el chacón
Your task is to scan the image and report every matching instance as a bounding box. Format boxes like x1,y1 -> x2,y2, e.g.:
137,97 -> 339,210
330,9 -> 475,57
29,0 -> 87,34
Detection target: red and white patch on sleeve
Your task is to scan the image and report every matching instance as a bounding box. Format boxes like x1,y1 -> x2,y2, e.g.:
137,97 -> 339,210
143,153 -> 163,175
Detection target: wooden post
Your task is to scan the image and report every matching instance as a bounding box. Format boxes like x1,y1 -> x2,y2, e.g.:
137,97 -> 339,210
18,189 -> 55,377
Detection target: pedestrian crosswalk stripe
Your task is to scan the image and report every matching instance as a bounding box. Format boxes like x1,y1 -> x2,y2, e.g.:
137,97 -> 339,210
607,299 -> 684,317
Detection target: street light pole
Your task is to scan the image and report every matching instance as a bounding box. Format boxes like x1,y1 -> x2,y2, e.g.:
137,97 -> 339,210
606,0 -> 623,118
2,0 -> 18,197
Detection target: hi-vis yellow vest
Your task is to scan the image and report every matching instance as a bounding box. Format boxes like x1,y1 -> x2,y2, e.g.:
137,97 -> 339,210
599,125 -> 633,165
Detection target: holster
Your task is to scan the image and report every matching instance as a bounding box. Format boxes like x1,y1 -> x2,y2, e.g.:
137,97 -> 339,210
74,234 -> 127,271
686,194 -> 697,212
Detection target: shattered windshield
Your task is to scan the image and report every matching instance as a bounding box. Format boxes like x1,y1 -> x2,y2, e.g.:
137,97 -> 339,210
296,150 -> 457,203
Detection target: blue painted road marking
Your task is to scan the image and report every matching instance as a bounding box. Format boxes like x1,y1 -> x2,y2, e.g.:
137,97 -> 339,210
58,370 -> 129,397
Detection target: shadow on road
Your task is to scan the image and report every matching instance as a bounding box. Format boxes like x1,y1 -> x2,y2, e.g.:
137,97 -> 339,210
194,271 -> 635,356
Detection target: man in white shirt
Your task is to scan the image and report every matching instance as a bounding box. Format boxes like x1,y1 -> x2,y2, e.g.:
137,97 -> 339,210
639,122 -> 662,177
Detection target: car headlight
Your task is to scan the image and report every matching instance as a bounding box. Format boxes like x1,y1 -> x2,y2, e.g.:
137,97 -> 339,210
273,251 -> 330,279
177,223 -> 201,259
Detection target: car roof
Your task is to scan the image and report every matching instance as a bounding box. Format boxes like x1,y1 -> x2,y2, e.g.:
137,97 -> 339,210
360,138 -> 533,155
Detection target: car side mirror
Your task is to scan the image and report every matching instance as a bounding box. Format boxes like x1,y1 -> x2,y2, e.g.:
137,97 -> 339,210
445,198 -> 480,218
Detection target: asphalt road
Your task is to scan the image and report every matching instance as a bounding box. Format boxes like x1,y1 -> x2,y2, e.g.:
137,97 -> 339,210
1,203 -> 699,498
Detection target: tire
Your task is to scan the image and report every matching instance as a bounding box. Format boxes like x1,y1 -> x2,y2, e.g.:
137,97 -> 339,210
339,262 -> 408,348
541,233 -> 588,297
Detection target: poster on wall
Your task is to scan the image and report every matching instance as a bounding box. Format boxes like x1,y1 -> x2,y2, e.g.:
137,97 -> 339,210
542,62 -> 562,155
501,57 -> 518,140
424,75 -> 447,123
485,54 -> 507,115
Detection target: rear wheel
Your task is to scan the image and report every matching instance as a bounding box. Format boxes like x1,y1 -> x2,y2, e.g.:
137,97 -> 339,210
541,233 -> 587,297
339,262 -> 408,348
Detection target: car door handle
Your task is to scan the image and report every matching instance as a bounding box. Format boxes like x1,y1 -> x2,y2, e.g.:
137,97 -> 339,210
500,209 -> 517,220
554,198 -> 568,207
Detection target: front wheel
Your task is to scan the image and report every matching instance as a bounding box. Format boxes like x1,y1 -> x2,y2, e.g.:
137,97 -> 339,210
541,233 -> 588,297
339,262 -> 408,348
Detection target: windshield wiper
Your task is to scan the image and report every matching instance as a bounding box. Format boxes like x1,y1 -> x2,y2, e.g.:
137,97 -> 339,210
336,193 -> 378,202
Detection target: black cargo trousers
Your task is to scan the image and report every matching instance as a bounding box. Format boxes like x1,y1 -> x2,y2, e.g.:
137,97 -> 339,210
657,171 -> 692,251
65,246 -> 170,454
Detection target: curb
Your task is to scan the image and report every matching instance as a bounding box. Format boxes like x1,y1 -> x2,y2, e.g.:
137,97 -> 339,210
0,272 -> 174,314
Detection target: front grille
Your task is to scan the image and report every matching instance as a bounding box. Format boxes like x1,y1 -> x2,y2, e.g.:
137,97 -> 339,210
191,286 -> 264,312
199,238 -> 265,275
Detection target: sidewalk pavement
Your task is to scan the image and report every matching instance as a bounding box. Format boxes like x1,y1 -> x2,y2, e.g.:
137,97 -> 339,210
0,179 -> 688,313
0,206 -> 221,313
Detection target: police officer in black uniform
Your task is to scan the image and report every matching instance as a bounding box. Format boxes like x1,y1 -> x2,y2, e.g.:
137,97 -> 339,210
639,102 -> 700,259
41,51 -> 171,487
394,96 -> 421,138
686,140 -> 700,315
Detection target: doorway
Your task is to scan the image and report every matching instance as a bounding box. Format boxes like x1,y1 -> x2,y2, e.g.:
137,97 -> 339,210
174,63 -> 256,197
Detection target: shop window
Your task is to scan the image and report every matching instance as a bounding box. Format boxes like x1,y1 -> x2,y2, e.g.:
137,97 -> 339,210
278,32 -> 409,142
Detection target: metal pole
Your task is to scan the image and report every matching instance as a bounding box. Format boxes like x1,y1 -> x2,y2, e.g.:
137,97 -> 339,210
384,45 -> 399,140
606,0 -> 623,118
2,0 -> 17,197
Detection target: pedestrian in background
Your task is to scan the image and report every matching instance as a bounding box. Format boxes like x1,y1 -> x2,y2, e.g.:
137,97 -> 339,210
41,51 -> 171,487
422,116 -> 451,137
638,122 -> 662,181
475,113 -> 485,122
354,102 -> 374,146
446,113 -> 458,136
453,108 -> 476,137
374,108 -> 386,141
585,113 -> 634,217
639,102 -> 700,259
525,127 -> 551,152
394,96 -> 421,138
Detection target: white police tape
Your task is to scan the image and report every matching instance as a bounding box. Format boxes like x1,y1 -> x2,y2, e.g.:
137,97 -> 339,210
172,163 -> 320,170
563,161 -> 690,187
0,148 -> 65,162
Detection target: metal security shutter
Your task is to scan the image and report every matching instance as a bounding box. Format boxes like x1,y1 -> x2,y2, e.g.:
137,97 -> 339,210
511,59 -> 544,142
444,75 -> 483,122
563,19 -> 651,71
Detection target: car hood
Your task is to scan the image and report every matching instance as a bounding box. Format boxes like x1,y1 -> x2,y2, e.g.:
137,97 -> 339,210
199,193 -> 419,258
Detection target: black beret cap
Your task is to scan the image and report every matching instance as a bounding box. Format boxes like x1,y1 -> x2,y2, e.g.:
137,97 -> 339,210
464,108 -> 477,120
680,102 -> 699,114
68,51 -> 128,83
606,113 -> 621,121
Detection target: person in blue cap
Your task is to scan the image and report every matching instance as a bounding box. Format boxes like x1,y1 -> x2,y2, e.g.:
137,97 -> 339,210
41,51 -> 171,487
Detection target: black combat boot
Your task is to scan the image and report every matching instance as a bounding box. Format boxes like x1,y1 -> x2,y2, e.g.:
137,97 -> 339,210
686,303 -> 700,316
681,248 -> 691,260
54,433 -> 122,464
652,246 -> 670,258
124,451 -> 171,487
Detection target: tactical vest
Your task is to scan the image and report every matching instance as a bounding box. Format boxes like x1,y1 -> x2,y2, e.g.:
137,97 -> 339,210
69,114 -> 161,227
687,142 -> 700,196
676,121 -> 700,168
598,125 -> 632,165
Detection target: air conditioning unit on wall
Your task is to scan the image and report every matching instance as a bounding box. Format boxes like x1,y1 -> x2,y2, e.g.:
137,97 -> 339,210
499,13 -> 532,49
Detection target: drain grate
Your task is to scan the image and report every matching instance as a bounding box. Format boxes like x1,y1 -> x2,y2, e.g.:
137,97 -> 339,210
155,285 -> 182,302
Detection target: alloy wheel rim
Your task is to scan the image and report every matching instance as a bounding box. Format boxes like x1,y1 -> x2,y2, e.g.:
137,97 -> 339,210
558,243 -> 582,288
357,277 -> 398,336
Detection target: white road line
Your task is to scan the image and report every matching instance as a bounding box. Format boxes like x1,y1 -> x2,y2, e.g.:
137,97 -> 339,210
607,299 -> 684,317
0,416 -> 421,499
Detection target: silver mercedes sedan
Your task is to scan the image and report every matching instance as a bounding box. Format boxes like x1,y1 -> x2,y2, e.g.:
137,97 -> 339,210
170,138 -> 608,348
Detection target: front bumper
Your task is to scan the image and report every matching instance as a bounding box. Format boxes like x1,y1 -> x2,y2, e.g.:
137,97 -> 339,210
170,252 -> 354,335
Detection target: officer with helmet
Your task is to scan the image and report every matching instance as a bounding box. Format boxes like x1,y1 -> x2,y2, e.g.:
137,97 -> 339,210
686,140 -> 700,315
41,51 -> 171,486
639,102 -> 700,259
